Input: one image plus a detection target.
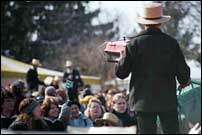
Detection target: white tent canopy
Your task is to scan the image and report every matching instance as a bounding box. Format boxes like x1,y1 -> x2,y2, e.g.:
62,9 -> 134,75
1,55 -> 63,78
1,55 -> 101,85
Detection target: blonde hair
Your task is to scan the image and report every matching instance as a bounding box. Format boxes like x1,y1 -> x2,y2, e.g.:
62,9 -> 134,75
112,93 -> 126,104
84,98 -> 105,118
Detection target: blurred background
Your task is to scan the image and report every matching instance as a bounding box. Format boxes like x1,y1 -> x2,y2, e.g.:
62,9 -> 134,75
1,1 -> 201,82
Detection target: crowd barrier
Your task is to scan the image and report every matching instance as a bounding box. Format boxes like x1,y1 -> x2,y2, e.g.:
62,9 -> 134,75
1,126 -> 136,134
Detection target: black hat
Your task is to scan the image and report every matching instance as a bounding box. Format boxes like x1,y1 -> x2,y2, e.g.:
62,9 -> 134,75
67,101 -> 81,109
12,80 -> 26,95
12,80 -> 25,90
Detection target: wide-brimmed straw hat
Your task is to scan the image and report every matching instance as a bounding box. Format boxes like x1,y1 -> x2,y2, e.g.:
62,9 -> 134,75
95,112 -> 120,126
31,58 -> 42,67
137,3 -> 171,24
65,60 -> 73,67
44,76 -> 54,86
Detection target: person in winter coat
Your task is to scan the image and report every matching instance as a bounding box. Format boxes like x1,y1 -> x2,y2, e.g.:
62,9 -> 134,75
84,98 -> 105,126
68,101 -> 93,127
111,93 -> 137,127
41,97 -> 65,131
115,3 -> 191,134
1,90 -> 17,129
26,58 -> 45,92
9,98 -> 49,131
63,60 -> 84,102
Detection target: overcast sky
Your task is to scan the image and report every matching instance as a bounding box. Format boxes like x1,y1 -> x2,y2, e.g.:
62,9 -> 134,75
88,1 -> 152,38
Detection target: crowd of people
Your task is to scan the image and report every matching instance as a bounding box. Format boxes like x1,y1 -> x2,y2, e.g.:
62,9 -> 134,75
1,60 -> 200,134
1,59 -> 137,132
1,2 -> 201,134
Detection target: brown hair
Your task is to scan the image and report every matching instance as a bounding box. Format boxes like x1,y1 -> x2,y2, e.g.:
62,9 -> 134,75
19,98 -> 36,114
1,90 -> 15,111
56,89 -> 67,101
41,97 -> 59,117
17,98 -> 39,129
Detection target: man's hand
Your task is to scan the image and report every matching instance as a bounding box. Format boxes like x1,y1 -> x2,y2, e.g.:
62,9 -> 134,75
179,79 -> 192,89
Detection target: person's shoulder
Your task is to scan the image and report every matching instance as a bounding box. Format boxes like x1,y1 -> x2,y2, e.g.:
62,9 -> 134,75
80,113 -> 89,120
27,68 -> 33,72
128,30 -> 147,40
43,117 -> 53,123
9,120 -> 28,130
127,30 -> 149,47
73,69 -> 81,75
163,33 -> 180,49
162,31 -> 176,38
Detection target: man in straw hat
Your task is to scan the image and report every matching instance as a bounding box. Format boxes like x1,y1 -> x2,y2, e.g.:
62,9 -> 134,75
26,58 -> 45,92
115,2 -> 191,134
63,60 -> 84,102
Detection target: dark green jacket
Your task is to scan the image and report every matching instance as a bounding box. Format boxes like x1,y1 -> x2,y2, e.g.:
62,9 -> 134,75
116,27 -> 190,112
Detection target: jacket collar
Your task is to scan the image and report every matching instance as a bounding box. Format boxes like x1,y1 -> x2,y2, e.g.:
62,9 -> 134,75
128,27 -> 162,39
138,27 -> 162,36
145,27 -> 162,32
43,117 -> 57,123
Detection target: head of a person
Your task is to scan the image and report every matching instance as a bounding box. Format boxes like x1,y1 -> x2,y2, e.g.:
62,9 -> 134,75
44,76 -> 54,86
105,88 -> 117,111
65,60 -> 73,73
56,89 -> 67,103
11,80 -> 26,97
19,98 -> 41,118
45,86 -> 57,97
31,58 -> 42,68
106,88 -> 118,99
82,85 -> 93,98
68,101 -> 81,118
1,90 -> 16,117
52,76 -> 61,89
137,2 -> 171,28
41,97 -> 60,119
95,92 -> 106,108
52,76 -> 61,86
112,93 -> 127,113
85,98 -> 105,121
95,112 -> 120,126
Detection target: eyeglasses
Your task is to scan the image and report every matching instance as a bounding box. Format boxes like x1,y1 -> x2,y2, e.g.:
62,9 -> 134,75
90,105 -> 100,109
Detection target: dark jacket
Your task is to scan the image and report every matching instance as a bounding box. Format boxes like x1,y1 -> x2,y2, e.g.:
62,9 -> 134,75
111,109 -> 137,126
8,115 -> 49,131
1,115 -> 17,129
116,28 -> 190,112
26,67 -> 44,91
63,69 -> 84,92
43,117 -> 66,131
63,69 -> 84,101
